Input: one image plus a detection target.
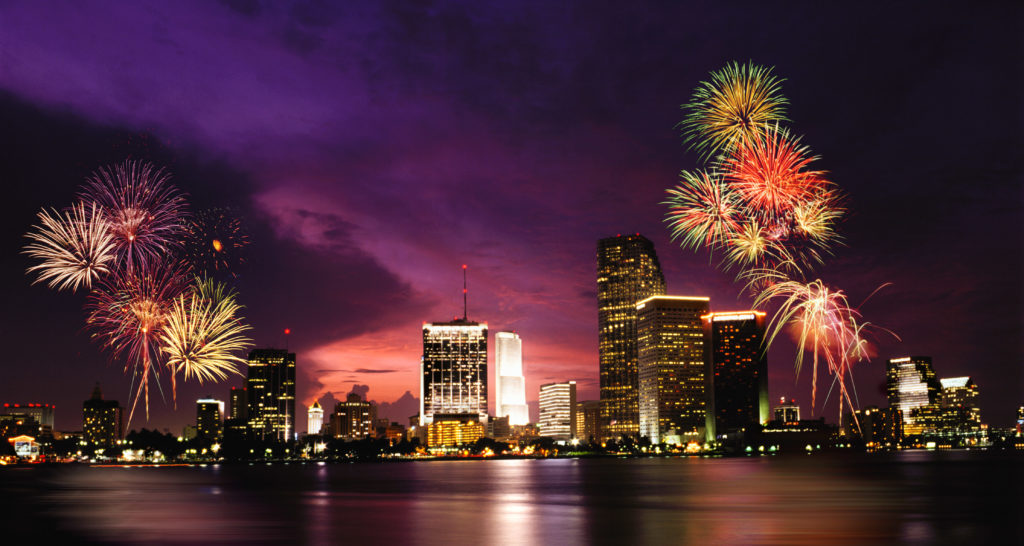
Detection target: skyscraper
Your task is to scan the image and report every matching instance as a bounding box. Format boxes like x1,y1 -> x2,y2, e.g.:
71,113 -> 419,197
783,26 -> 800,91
576,400 -> 602,442
597,234 -> 666,440
246,349 -> 296,442
328,393 -> 373,439
495,331 -> 529,426
703,311 -> 769,441
939,377 -> 980,424
82,383 -> 122,446
229,386 -> 248,421
539,381 -> 577,442
196,398 -> 224,441
421,319 -> 488,425
308,401 -> 324,435
636,295 -> 709,444
886,356 -> 940,432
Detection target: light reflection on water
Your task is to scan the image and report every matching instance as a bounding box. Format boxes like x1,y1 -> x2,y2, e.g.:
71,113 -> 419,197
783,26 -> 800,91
1,451 -> 1020,544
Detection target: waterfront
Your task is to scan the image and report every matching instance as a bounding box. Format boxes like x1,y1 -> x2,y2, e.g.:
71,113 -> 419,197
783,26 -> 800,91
2,451 -> 1021,544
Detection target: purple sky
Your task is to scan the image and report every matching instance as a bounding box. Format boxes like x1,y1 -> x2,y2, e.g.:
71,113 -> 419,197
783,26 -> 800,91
0,1 -> 1020,433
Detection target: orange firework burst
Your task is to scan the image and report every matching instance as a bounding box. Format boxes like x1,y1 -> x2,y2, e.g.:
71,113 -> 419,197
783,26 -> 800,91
664,169 -> 742,250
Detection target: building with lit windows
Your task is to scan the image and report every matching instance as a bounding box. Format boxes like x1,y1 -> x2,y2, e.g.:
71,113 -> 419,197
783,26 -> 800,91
703,311 -> 769,441
427,414 -> 485,448
82,383 -> 122,446
845,406 -> 903,449
774,398 -> 800,423
636,296 -> 709,444
1,403 -> 55,437
246,349 -> 296,442
597,234 -> 666,440
328,392 -> 374,439
421,319 -> 488,426
539,381 -> 576,442
307,401 -> 324,435
229,386 -> 248,421
576,400 -> 601,443
886,356 -> 940,434
940,377 -> 980,424
196,398 -> 224,440
495,332 -> 529,426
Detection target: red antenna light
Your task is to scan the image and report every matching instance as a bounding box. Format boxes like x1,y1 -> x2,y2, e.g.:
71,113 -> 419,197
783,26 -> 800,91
284,328 -> 291,335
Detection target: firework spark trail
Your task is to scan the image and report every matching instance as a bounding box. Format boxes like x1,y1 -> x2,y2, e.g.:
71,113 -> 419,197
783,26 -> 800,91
79,160 -> 188,273
161,278 -> 252,385
680,61 -> 789,160
86,261 -> 189,425
23,202 -> 116,292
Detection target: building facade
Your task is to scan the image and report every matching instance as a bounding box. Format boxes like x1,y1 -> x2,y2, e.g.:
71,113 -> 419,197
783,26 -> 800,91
421,319 -> 488,426
82,384 -> 123,446
886,356 -> 940,434
538,381 -> 577,442
637,295 -> 709,444
246,349 -> 297,442
703,311 -> 769,441
1,403 -> 55,437
229,386 -> 248,421
774,398 -> 800,423
427,414 -> 485,448
597,234 -> 666,440
576,400 -> 602,443
196,398 -> 224,441
495,332 -> 529,426
329,393 -> 374,440
308,401 -> 324,436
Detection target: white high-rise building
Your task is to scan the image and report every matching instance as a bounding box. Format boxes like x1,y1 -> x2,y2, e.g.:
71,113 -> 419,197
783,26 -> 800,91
539,381 -> 577,442
307,401 -> 324,435
495,332 -> 529,426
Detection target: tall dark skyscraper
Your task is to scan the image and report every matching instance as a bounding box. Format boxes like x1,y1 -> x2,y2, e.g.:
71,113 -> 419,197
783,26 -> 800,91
246,349 -> 296,442
597,234 -> 666,440
228,386 -> 248,421
82,383 -> 123,446
637,295 -> 709,444
420,319 -> 488,425
703,311 -> 769,441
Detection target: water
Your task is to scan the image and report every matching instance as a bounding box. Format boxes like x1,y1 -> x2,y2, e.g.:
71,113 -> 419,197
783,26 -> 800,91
3,451 -> 1021,544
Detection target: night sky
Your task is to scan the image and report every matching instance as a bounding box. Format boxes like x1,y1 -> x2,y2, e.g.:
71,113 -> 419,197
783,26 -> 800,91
0,1 -> 1020,434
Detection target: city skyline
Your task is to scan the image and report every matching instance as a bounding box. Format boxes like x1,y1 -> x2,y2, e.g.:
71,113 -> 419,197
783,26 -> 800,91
0,3 -> 1020,434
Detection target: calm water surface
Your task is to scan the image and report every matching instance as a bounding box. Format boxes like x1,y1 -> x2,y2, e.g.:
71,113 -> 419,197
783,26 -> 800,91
3,451 -> 1021,544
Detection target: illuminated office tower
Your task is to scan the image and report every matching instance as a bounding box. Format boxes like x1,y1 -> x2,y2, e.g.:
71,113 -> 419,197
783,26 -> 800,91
576,400 -> 602,442
229,386 -> 248,421
939,377 -> 980,424
329,393 -> 374,439
82,383 -> 123,446
421,320 -> 488,425
597,234 -> 666,440
495,332 -> 529,426
196,398 -> 224,440
703,311 -> 769,441
539,381 -> 577,442
246,349 -> 297,441
636,296 -> 709,444
308,401 -> 324,435
1,403 -> 55,436
886,356 -> 940,432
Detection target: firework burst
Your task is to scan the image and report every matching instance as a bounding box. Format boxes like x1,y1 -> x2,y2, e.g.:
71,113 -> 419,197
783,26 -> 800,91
161,278 -> 252,384
23,203 -> 116,292
79,160 -> 188,273
680,61 -> 789,160
182,208 -> 250,276
86,261 -> 189,423
722,124 -> 830,217
664,169 -> 742,250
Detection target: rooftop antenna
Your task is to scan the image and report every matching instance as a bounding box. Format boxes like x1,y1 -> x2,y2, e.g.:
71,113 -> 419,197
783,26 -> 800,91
462,264 -> 468,320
